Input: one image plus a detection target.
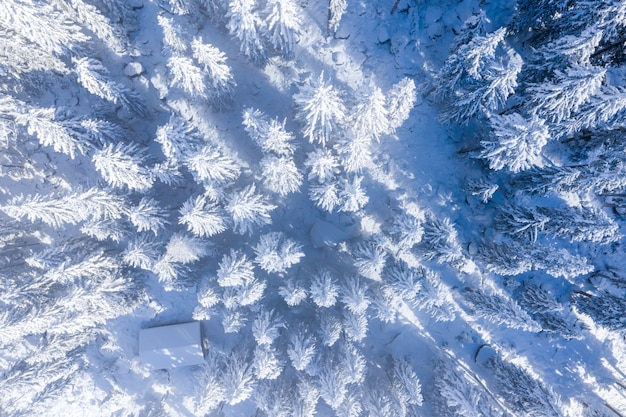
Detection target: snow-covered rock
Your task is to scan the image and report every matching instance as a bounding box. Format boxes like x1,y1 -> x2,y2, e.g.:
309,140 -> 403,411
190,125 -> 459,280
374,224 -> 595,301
124,62 -> 145,77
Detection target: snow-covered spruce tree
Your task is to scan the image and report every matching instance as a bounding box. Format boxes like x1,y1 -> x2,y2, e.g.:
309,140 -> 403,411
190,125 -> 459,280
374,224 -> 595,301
0,0 -> 89,56
225,184 -> 276,235
463,287 -> 542,332
435,27 -> 522,123
339,175 -> 369,212
479,113 -> 550,173
221,349 -> 256,405
384,260 -> 422,304
318,311 -> 342,347
464,177 -> 499,203
243,108 -> 297,156
13,106 -> 93,159
216,249 -> 255,287
167,55 -> 208,99
226,0 -> 266,64
287,330 -> 316,372
340,275 -> 370,314
155,115 -> 204,163
122,234 -> 160,269
343,310 -> 368,342
420,215 -> 465,266
309,179 -> 341,212
73,57 -> 147,116
352,239 -> 387,280
293,73 -> 347,146
516,283 -> 583,340
259,155 -> 303,196
179,194 -> 227,238
92,143 -> 154,191
0,188 -> 127,229
278,277 -> 308,306
252,309 -> 283,346
264,0 -> 301,57
191,37 -> 236,107
526,65 -> 606,124
129,197 -> 169,235
413,267 -> 457,321
572,290 -> 626,330
0,29 -> 69,81
304,147 -> 339,183
390,358 -> 424,408
291,378 -> 320,417
194,356 -> 226,415
339,343 -> 366,384
483,355 -> 563,417
334,132 -> 373,173
157,14 -> 188,53
53,0 -> 126,53
253,231 -> 304,274
317,361 -> 349,410
166,0 -> 201,16
386,78 -> 417,134
193,279 -> 220,320
253,344 -> 283,380
371,286 -> 399,323
352,87 -> 389,142
494,204 -> 550,243
434,358 -> 503,417
388,210 -> 425,251
327,0 -> 347,35
309,268 -> 339,308
186,144 -> 240,185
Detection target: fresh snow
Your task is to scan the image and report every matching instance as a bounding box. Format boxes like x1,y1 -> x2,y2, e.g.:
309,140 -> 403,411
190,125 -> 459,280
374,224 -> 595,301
2,0 -> 626,416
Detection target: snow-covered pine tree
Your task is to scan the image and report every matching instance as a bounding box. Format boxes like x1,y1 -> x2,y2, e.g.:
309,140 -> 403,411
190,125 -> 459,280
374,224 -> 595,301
253,232 -> 304,274
318,311 -> 342,347
420,216 -> 465,266
191,37 -> 236,107
53,0 -> 126,53
287,330 -> 316,372
193,280 -> 220,320
0,0 -> 89,56
253,344 -> 283,379
122,234 -> 160,269
352,239 -> 387,280
92,143 -> 154,191
463,287 -> 542,332
339,176 -> 369,212
129,197 -> 169,235
572,290 -> 626,330
278,277 -> 308,306
465,177 -> 499,203
479,113 -> 550,173
310,268 -> 339,308
334,132 -> 373,173
291,378 -> 320,417
264,0 -> 301,57
221,349 -> 256,405
388,211 -> 425,250
317,362 -> 348,409
340,275 -> 370,314
494,204 -> 550,243
157,14 -> 188,53
304,148 -> 339,183
179,194 -> 227,237
167,55 -> 208,99
259,155 -> 303,196
194,357 -> 226,415
252,309 -> 282,346
527,66 -> 606,124
186,144 -> 240,185
263,118 -> 297,156
483,355 -> 563,417
226,0 -> 266,64
13,107 -> 91,158
327,0 -> 347,35
309,180 -> 341,212
1,188 -> 127,228
155,115 -> 204,163
384,261 -> 422,304
352,87 -> 389,142
343,310 -> 368,342
216,249 -> 255,287
293,73 -> 347,146
386,77 -> 417,134
73,57 -> 147,116
225,184 -> 276,235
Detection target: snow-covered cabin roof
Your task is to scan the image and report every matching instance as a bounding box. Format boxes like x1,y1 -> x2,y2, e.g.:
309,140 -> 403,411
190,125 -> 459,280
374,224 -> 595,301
139,321 -> 205,370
